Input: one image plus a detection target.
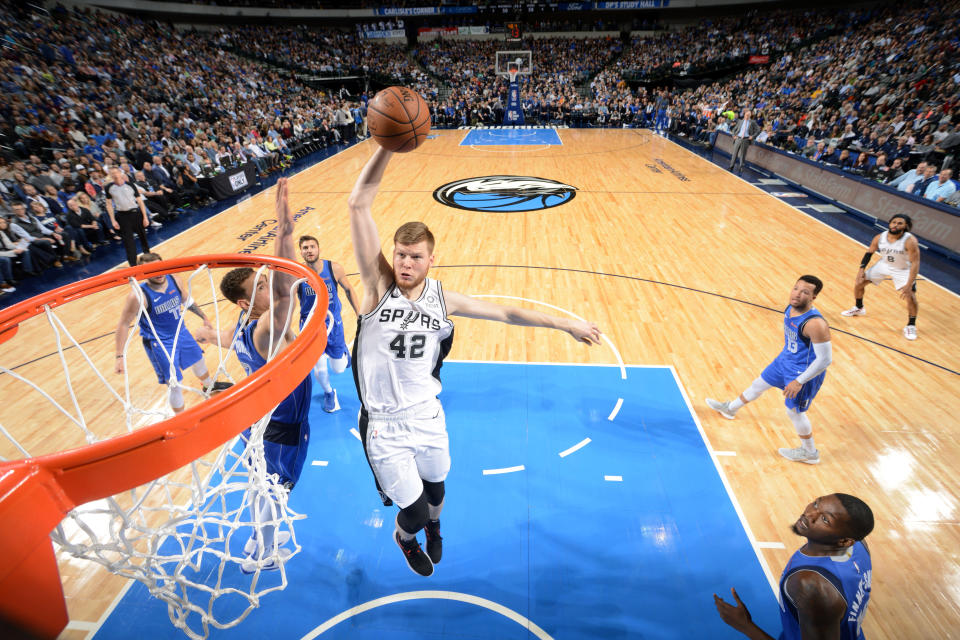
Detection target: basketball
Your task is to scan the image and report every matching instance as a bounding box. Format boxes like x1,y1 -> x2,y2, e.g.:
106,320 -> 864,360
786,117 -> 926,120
366,86 -> 431,153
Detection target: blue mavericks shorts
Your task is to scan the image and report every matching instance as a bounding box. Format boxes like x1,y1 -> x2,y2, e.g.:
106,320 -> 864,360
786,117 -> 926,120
300,314 -> 350,360
761,358 -> 825,413
325,317 -> 349,360
243,419 -> 310,489
143,332 -> 204,385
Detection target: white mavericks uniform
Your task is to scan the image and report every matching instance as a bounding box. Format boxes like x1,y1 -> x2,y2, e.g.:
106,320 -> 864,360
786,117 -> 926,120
353,278 -> 455,508
865,231 -> 914,290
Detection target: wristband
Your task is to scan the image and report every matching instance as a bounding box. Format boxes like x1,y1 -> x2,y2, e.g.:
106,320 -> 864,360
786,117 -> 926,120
859,252 -> 873,268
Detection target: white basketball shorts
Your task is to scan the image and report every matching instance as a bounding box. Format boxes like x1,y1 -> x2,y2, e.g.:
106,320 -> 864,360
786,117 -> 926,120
364,399 -> 450,509
865,261 -> 910,290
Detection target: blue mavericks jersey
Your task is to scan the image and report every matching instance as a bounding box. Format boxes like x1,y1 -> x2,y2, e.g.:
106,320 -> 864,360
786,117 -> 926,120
233,318 -> 312,425
779,542 -> 871,640
298,260 -> 342,328
776,306 -> 824,376
138,276 -> 187,343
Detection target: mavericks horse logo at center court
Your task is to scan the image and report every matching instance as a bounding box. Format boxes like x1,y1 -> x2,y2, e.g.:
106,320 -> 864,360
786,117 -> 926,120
433,176 -> 577,212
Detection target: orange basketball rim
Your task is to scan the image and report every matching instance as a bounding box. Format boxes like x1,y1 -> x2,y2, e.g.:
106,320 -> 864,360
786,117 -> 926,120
0,255 -> 328,639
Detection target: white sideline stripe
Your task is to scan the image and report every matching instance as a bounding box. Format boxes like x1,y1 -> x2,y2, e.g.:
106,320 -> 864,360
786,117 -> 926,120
756,541 -> 787,549
446,360 -> 663,368
482,465 -> 525,475
714,450 -> 737,457
667,135 -> 960,300
349,428 -> 361,441
604,475 -> 623,482
470,295 -> 627,379
666,364 -> 779,597
311,460 -> 329,466
607,398 -> 624,421
300,590 -> 553,640
64,620 -> 97,631
558,438 -> 591,458
84,575 -> 136,639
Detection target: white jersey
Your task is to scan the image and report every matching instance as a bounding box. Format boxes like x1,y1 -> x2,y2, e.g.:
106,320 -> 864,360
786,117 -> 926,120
353,278 -> 454,415
877,231 -> 912,270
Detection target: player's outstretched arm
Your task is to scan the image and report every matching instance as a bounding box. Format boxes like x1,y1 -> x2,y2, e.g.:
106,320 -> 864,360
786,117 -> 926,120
332,261 -> 360,316
856,234 -> 881,284
443,290 -> 601,345
174,274 -> 212,328
254,178 -> 297,354
114,291 -> 141,374
784,317 -> 831,399
713,588 -> 776,640
347,147 -> 394,305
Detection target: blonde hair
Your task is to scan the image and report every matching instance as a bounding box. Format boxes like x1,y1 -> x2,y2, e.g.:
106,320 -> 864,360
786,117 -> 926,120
393,222 -> 434,253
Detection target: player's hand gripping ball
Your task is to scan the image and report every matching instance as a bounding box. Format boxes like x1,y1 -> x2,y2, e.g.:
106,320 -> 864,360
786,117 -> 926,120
367,86 -> 431,153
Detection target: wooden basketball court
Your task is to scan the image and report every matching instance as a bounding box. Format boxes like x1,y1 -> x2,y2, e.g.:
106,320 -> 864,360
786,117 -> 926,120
4,129 -> 957,639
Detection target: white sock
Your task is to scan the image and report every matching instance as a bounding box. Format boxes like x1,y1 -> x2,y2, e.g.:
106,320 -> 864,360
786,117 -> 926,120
396,515 -> 417,542
249,493 -> 279,558
728,398 -> 744,413
801,437 -> 816,453
428,499 -> 444,521
314,356 -> 333,393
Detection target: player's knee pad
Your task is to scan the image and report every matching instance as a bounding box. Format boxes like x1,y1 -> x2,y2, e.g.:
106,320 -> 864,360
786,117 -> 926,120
397,491 -> 429,534
168,384 -> 184,410
786,408 -> 812,437
744,377 -> 772,402
421,480 -> 445,507
329,354 -> 349,374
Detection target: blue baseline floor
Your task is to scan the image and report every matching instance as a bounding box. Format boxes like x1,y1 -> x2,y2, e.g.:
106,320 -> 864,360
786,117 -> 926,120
461,129 -> 563,146
95,363 -> 779,640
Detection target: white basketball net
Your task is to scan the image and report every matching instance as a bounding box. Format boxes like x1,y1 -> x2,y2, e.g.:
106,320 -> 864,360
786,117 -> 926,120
0,262 -> 325,640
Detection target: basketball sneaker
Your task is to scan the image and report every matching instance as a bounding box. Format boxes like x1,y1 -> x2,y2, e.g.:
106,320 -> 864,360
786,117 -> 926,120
840,307 -> 865,317
243,530 -> 291,557
424,519 -> 443,564
705,398 -> 736,420
777,447 -> 820,465
322,389 -> 339,413
903,325 -> 917,340
395,531 -> 434,577
240,547 -> 292,574
207,380 -> 234,393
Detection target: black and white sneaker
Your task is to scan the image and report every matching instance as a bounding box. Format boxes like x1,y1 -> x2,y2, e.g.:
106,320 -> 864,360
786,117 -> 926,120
395,531 -> 434,577
424,519 -> 442,564
208,381 -> 234,393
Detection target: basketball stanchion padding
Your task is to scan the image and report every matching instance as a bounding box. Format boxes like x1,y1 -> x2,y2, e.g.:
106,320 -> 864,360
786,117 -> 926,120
0,255 -> 328,640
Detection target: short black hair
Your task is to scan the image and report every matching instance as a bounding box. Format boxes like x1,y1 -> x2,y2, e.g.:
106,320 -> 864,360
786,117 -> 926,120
798,274 -> 823,296
890,213 -> 913,231
835,493 -> 874,540
221,267 -> 254,304
298,235 -> 319,248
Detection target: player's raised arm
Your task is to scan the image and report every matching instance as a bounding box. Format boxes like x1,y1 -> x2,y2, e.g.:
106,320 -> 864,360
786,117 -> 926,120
443,290 -> 601,345
347,147 -> 394,303
331,261 -> 360,316
254,178 -> 297,353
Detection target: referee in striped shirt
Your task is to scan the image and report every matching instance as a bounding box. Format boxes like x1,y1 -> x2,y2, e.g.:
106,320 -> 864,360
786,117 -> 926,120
106,167 -> 151,266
